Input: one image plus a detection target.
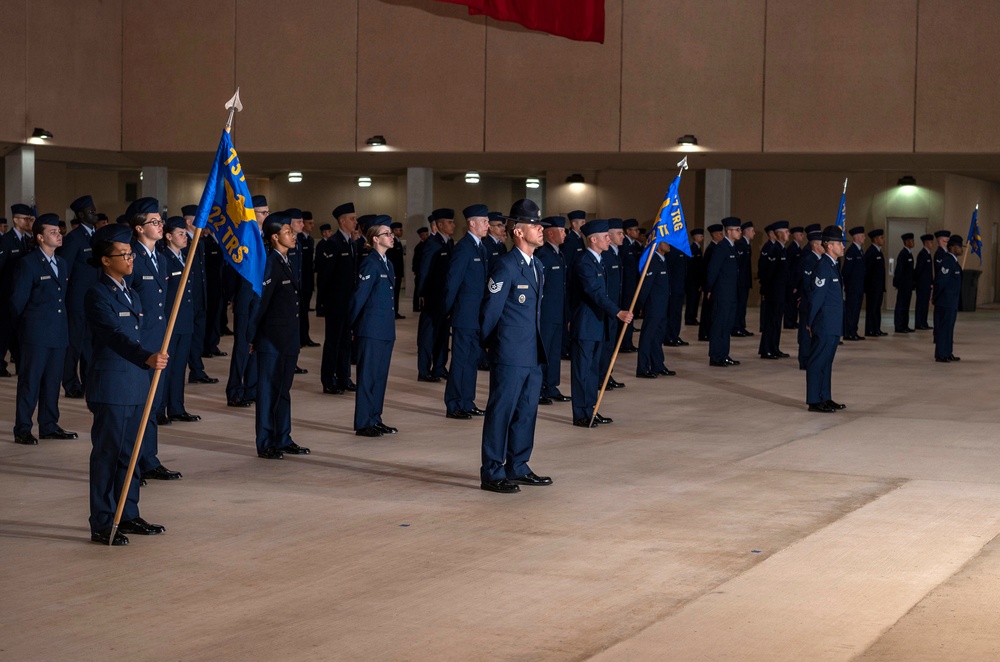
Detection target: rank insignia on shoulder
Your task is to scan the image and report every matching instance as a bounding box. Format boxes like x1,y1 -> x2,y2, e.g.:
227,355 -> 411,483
360,274 -> 371,280
263,278 -> 271,286
815,277 -> 826,287
488,278 -> 503,293
941,268 -> 949,274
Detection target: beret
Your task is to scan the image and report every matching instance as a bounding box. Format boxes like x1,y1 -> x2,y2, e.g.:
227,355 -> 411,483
867,229 -> 884,239
822,225 -> 845,241
70,195 -> 94,213
181,205 -> 198,217
722,217 -> 741,228
848,226 -> 866,236
463,204 -> 489,219
582,219 -> 609,236
124,197 -> 159,220
164,216 -> 187,232
934,230 -> 951,238
251,195 -> 268,208
432,208 -> 455,221
901,233 -> 914,241
32,214 -> 60,235
542,216 -> 566,229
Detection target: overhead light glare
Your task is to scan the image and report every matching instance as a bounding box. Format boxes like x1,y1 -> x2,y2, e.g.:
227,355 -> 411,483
288,171 -> 303,183
465,171 -> 480,184
565,173 -> 585,184
526,178 -> 541,189
897,175 -> 917,187
365,135 -> 386,147
358,176 -> 372,188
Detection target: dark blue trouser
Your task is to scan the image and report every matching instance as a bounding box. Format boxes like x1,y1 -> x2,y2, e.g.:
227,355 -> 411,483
255,349 -> 297,453
894,286 -> 912,331
14,343 -> 65,436
699,296 -> 714,340
0,304 -> 15,372
915,286 -> 931,327
188,299 -> 208,380
934,306 -> 957,358
88,402 -> 142,533
734,283 -> 749,332
321,308 -> 352,389
571,339 -> 602,420
665,288 -> 683,342
480,362 -> 541,482
162,332 -> 192,417
806,333 -> 839,404
138,371 -> 165,473
540,323 -> 563,397
63,311 -> 90,393
709,298 -> 736,362
844,290 -> 863,337
865,289 -> 884,335
444,326 -> 479,413
355,336 -> 393,430
416,309 -> 439,378
638,315 -> 667,374
759,295 -> 784,355
797,315 -> 811,369
226,309 -> 257,402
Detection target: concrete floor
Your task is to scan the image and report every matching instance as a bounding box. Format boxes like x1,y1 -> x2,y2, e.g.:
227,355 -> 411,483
3,308 -> 1000,661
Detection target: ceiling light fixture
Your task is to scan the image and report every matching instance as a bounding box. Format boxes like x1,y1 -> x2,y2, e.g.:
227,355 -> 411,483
465,171 -> 480,184
565,173 -> 585,184
288,171 -> 303,183
31,127 -> 53,141
365,135 -> 386,147
676,134 -> 698,147
358,176 -> 372,188
897,175 -> 917,187
526,178 -> 541,189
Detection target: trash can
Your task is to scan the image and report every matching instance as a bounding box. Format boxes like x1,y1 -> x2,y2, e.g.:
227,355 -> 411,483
960,269 -> 981,312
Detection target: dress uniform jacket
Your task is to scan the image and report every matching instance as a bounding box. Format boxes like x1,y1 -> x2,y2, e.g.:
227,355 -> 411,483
635,252 -> 669,375
932,250 -> 961,359
0,229 -> 31,372
486,235 -> 507,263
914,246 -> 933,328
386,235 -> 404,313
806,255 -> 843,405
58,223 -> 98,393
705,239 -> 738,362
202,231 -> 226,353
410,237 -> 427,312
571,249 -> 620,421
161,248 -> 194,417
297,232 -> 315,342
443,234 -> 488,414
842,242 -> 866,337
784,241 -> 802,328
893,247 -> 915,332
350,251 -> 396,431
129,242 -> 169,472
685,240 -> 703,326
620,238 -> 641,350
796,250 -> 822,369
863,245 -> 886,335
663,247 -> 687,343
225,266 -> 258,403
478,248 -> 545,483
319,230 -> 358,390
85,273 -> 154,533
599,245 -> 624,377
10,249 -> 69,437
758,240 -> 789,356
416,233 -> 453,379
698,240 -> 717,341
536,242 -> 567,398
734,235 -> 752,333
184,234 -> 210,380
249,252 -> 301,454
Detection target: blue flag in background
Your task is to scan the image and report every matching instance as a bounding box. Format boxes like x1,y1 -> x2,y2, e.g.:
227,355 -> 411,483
967,205 -> 983,264
835,179 -> 847,232
639,174 -> 691,273
193,130 -> 266,295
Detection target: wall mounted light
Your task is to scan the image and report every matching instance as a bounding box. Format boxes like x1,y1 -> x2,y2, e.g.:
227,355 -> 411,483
365,135 -> 386,147
32,127 -> 53,140
526,178 -> 541,189
358,176 -> 372,188
288,171 -> 303,183
897,175 -> 917,187
465,171 -> 480,184
565,173 -> 585,184
677,134 -> 698,147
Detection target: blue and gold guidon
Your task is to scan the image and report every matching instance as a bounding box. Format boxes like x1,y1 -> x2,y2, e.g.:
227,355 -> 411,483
193,129 -> 266,295
967,205 -> 983,264
639,173 -> 691,272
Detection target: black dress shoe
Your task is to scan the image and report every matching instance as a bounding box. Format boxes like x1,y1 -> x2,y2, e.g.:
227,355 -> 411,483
446,411 -> 472,420
221,326 -> 234,336
477,363 -> 490,371
509,472 -> 553,486
209,349 -> 229,356
808,402 -> 836,413
550,393 -> 571,402
538,395 -> 553,405
935,356 -> 952,363
658,368 -> 676,376
355,426 -> 383,437
895,328 -> 910,334
724,358 -> 740,366
189,375 -> 219,384
686,320 -> 699,326
64,389 -> 84,399
281,443 -> 311,455
345,382 -> 357,392
675,340 -> 689,346
760,353 -> 779,360
608,378 -> 626,389
227,399 -> 252,407
905,327 -> 916,333
775,351 -> 789,358
39,427 -> 78,440
304,340 -> 321,347
825,400 -> 846,410
14,433 -> 38,445
573,418 -> 598,428
636,371 -> 658,378
91,529 -> 128,546
394,314 -> 406,320
0,368 -> 11,378
730,330 -> 745,337
141,465 -> 182,480
467,406 -> 485,416
374,422 -> 398,434
258,447 -> 284,459
698,336 -> 710,342
949,355 -> 961,361
742,330 -> 755,336
620,346 -> 638,353
561,352 -> 571,360
169,412 -> 201,422
417,375 -> 441,383
323,386 -> 345,394
594,413 -> 613,424
156,415 -> 172,426
709,360 -> 729,367
481,479 -> 520,493
294,366 -> 308,374
118,517 -> 166,535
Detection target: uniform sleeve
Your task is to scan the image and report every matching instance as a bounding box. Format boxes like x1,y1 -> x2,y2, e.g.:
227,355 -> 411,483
247,257 -> 275,343
635,266 -> 654,311
443,241 -> 472,315
85,288 -> 154,368
479,259 -> 511,343
416,238 -> 437,297
578,258 -> 622,317
9,259 -> 32,321
349,257 -> 376,327
705,246 -> 723,294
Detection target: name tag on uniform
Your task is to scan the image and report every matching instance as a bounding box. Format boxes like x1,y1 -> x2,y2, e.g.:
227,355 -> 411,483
341,252 -> 349,256
143,275 -> 154,280
172,271 -> 181,276
119,311 -> 130,317
11,249 -> 20,254
380,274 -> 388,278
40,275 -> 51,280
282,279 -> 291,284
551,266 -> 560,270
83,248 -> 92,252
517,284 -> 529,289
473,258 -> 481,262
611,265 -> 619,269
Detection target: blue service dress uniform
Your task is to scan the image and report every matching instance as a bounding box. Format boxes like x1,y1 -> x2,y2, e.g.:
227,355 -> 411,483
620,237 -> 641,350
129,243 -> 169,472
932,251 -> 962,359
10,250 -> 70,438
685,240 -> 703,326
416,233 -> 453,379
705,239 -> 739,362
184,233 -> 210,381
863,245 -> 886,335
0,229 -> 32,374
635,252 -> 670,375
698,240 -> 717,341
249,251 -> 301,454
842,242 -> 866,338
85,273 -> 155,534
298,231 -> 316,344
758,240 -> 789,357
663,246 -> 687,343
893,247 -> 915,331
386,235 -> 404,314
734,235 -> 752,334
350,251 -> 396,431
806,255 -> 843,405
535,241 -> 568,398
784,240 -> 802,329
914,246 -> 933,328
443,233 -> 488,414
160,247 -> 194,417
598,244 -> 623,380
319,230 -> 357,390
796,250 -> 822,369
571,249 -> 621,420
479,249 -> 546,482
58,222 -> 98,394
202,231 -> 226,354
225,263 -> 259,403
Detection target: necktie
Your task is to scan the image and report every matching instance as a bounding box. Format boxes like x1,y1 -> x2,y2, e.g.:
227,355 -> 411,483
151,249 -> 158,271
22,235 -> 29,253
49,258 -> 58,277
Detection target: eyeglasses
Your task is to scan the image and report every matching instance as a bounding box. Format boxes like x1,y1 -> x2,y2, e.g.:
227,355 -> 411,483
375,231 -> 393,238
108,252 -> 135,261
143,220 -> 163,227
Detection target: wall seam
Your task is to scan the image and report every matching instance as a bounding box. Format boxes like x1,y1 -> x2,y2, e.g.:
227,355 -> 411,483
120,0 -> 124,152
912,0 -> 920,153
482,16 -> 488,152
355,0 -> 360,153
617,0 -> 624,153
760,0 -> 768,153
